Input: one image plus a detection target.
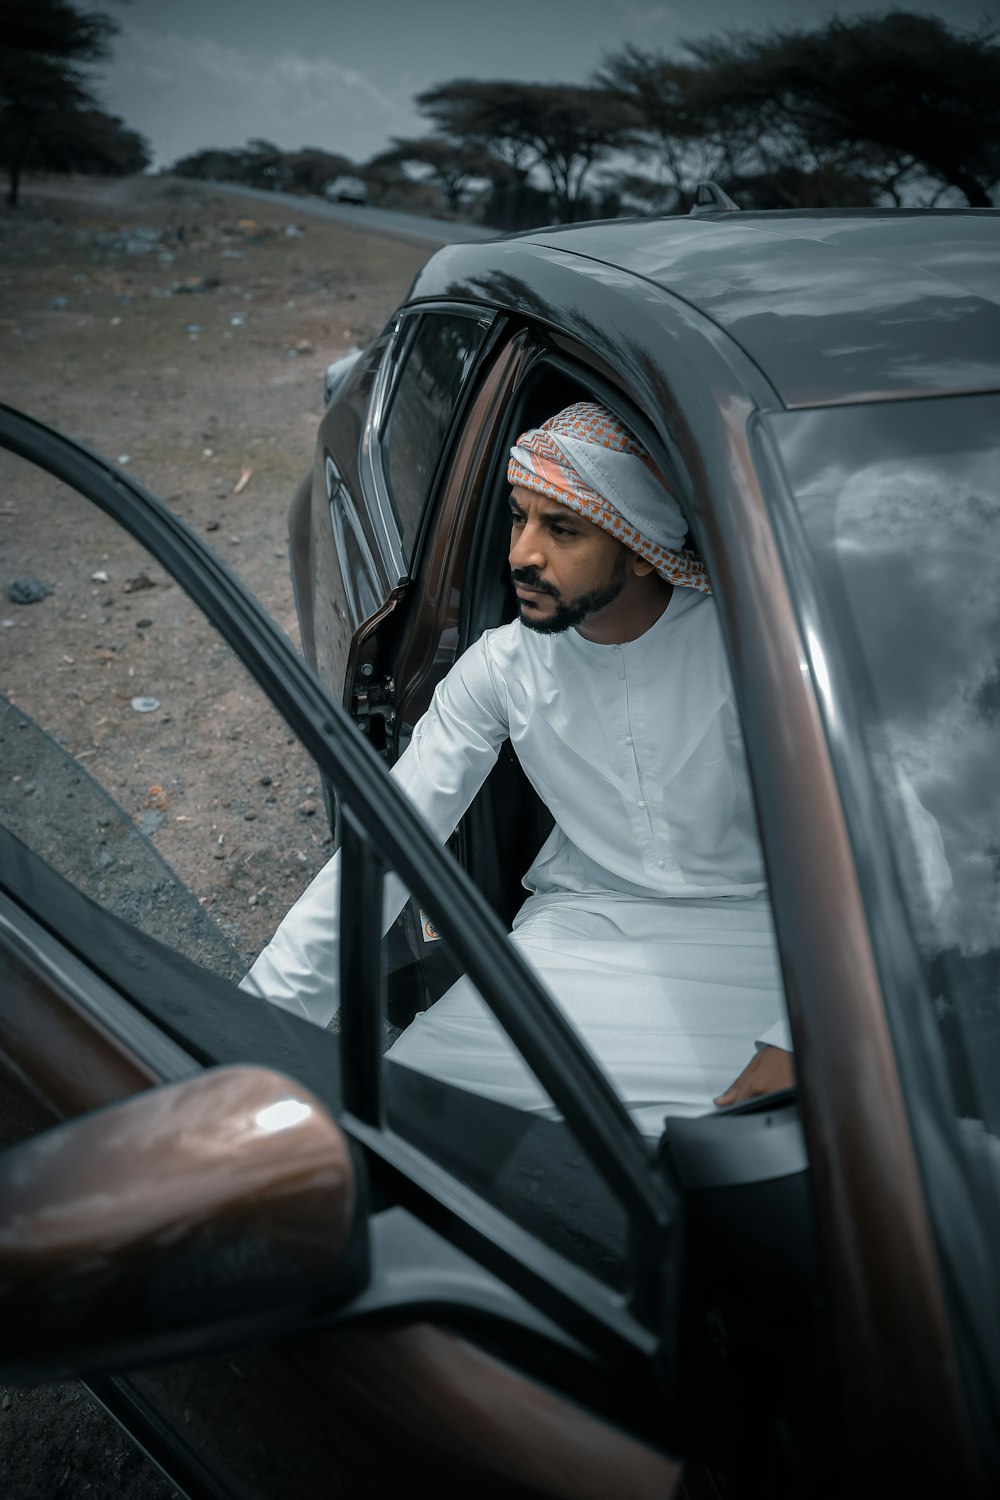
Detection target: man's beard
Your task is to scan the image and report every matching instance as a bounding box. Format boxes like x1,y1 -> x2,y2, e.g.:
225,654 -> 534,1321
512,554 -> 629,635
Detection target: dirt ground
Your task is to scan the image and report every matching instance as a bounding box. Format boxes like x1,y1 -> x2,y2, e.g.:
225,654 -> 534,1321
0,173 -> 432,1499
0,172 -> 430,965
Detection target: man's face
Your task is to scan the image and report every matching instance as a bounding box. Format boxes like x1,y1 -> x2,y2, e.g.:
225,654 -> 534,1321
508,485 -> 631,635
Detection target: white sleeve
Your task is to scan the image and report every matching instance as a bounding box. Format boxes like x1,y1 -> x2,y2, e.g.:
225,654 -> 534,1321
755,1016 -> 793,1054
239,633 -> 510,1026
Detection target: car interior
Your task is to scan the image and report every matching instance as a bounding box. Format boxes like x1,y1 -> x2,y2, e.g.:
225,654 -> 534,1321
388,354 -> 704,1019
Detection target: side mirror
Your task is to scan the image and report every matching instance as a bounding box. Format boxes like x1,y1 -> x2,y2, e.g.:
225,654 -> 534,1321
0,1066 -> 366,1382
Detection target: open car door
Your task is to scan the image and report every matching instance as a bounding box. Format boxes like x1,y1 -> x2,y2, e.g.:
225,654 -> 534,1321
0,403 -> 689,1500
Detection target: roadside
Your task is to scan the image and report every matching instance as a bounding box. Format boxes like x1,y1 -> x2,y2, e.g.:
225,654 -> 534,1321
0,172 -> 434,1500
205,178 -> 499,245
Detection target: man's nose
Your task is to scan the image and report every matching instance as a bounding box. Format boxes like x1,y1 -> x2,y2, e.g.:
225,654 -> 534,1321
509,520 -> 545,570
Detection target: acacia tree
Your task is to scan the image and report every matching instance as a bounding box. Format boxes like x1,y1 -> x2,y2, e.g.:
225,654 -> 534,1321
595,46 -> 751,210
416,79 -> 633,222
598,38 -> 908,209
687,12 -> 1000,208
416,79 -> 541,184
367,135 -> 497,213
26,106 -> 149,177
284,148 -> 355,196
0,0 -> 117,206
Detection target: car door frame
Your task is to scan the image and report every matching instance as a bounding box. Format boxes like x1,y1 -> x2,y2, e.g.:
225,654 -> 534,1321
0,403 -> 688,1463
306,305 -> 504,782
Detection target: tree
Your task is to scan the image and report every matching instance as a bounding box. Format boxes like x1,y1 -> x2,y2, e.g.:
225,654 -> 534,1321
416,79 -> 541,183
24,106 -> 150,177
169,140 -> 294,191
687,13 -> 1000,208
416,79 -> 634,222
171,147 -> 250,183
595,46 -> 746,211
284,147 -> 355,196
0,0 -> 117,206
238,138 -> 289,190
722,163 -> 885,211
368,135 -> 496,213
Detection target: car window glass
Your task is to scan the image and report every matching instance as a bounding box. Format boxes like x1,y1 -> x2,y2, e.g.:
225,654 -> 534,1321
380,312 -> 488,559
0,450 -> 341,1087
380,889 -> 631,1289
766,395 -> 1000,1138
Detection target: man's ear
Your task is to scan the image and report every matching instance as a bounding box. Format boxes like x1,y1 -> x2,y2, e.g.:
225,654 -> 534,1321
630,552 -> 656,577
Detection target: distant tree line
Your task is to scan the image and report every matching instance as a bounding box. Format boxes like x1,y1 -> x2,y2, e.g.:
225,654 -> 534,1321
3,5 -> 997,226
0,0 -> 150,207
169,140 -> 359,198
403,11 -> 1000,225
170,11 -> 1000,227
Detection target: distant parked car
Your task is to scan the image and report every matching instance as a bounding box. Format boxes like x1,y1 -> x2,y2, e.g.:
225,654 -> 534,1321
324,175 -> 368,206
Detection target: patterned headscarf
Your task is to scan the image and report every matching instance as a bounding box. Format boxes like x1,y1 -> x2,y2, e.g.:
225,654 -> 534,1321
507,401 -> 711,593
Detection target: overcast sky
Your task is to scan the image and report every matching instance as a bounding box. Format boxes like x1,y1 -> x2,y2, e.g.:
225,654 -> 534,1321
96,0 -> 993,169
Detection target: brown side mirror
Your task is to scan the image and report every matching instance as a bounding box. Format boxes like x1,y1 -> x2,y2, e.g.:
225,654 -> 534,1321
0,1066 -> 365,1382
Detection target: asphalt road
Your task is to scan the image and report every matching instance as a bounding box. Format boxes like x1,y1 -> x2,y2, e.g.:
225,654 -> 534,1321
206,180 -> 499,246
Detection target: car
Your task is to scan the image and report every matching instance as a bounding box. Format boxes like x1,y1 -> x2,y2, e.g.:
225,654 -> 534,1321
324,175 -> 369,206
1,199 -> 999,1500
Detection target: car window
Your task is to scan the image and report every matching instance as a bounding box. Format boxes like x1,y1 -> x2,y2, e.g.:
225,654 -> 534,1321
379,311 -> 490,559
765,395 -> 1000,1141
380,899 -> 631,1287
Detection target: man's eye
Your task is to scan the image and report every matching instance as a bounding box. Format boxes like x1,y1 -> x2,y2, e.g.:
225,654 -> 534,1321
509,512 -> 525,526
550,524 -> 575,538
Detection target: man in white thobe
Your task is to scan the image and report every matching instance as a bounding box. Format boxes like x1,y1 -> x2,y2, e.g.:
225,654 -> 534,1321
242,402 -> 794,1133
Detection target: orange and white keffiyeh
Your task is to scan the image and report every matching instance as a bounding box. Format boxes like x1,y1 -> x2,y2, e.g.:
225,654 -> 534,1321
507,401 -> 711,594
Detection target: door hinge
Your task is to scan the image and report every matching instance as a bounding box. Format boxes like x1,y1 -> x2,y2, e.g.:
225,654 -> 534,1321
351,673 -> 396,738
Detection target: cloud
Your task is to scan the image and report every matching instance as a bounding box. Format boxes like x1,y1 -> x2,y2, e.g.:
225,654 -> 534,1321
99,26 -> 420,167
612,1 -> 682,28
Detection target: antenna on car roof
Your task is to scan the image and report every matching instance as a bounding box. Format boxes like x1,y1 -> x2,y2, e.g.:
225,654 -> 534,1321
689,182 -> 740,217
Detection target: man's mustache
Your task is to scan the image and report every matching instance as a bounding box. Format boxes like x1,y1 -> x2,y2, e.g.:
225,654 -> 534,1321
510,567 -> 558,598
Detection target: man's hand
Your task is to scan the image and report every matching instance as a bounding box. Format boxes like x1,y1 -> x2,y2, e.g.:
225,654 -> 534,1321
713,1046 -> 795,1108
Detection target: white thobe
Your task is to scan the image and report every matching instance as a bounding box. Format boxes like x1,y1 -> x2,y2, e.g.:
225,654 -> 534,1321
242,587 -> 791,1132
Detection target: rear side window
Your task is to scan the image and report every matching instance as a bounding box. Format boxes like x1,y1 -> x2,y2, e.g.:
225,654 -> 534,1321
380,312 -> 489,557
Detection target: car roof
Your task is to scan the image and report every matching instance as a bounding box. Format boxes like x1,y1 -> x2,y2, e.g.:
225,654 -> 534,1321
414,210 -> 1000,408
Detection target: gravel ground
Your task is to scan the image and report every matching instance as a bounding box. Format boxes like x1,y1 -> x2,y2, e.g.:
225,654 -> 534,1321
0,172 -> 433,1500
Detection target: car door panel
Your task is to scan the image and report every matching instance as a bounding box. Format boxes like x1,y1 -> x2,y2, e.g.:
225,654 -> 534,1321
117,1331 -> 679,1500
0,878 -> 172,1124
